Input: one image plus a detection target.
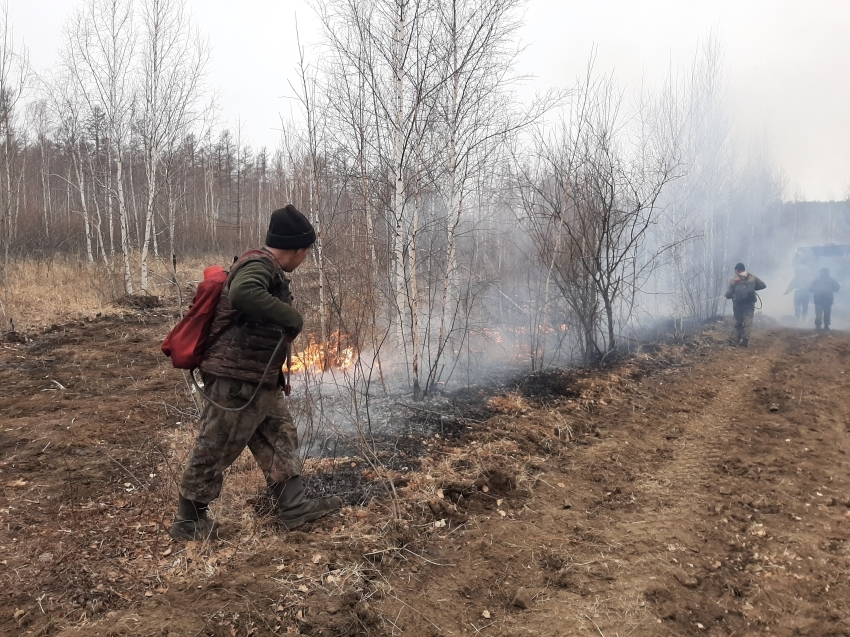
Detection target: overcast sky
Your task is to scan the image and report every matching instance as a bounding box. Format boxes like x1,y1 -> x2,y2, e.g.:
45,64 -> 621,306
8,0 -> 850,201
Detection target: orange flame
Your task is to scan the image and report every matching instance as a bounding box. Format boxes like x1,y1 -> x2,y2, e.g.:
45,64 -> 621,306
288,331 -> 357,374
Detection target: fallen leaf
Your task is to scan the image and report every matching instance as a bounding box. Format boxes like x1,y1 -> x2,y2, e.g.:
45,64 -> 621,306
298,585 -> 309,593
436,488 -> 444,499
7,479 -> 27,487
482,610 -> 491,619
312,553 -> 322,564
557,482 -> 565,488
144,590 -> 153,597
161,548 -> 172,557
482,486 -> 489,493
217,547 -> 236,560
498,510 -> 507,518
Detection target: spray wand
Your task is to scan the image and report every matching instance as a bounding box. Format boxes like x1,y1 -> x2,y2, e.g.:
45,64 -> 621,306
284,340 -> 293,396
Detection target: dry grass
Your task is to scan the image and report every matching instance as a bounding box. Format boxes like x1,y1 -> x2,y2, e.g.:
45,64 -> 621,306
0,253 -> 227,334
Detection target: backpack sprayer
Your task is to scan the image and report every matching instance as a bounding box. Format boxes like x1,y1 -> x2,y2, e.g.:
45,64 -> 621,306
162,262 -> 298,413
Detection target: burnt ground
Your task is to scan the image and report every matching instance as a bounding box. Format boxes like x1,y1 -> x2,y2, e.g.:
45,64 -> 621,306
2,310 -> 850,636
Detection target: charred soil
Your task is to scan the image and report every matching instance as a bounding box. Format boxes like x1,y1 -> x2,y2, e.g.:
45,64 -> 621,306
2,311 -> 850,636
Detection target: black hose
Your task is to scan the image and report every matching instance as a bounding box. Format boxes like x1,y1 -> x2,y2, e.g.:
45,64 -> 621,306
190,333 -> 288,412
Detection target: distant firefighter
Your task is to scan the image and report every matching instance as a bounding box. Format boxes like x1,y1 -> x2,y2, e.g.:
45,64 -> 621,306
725,262 -> 766,347
809,267 -> 840,332
784,272 -> 811,321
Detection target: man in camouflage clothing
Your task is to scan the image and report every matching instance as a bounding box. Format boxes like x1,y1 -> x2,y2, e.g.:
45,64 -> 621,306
809,267 -> 840,332
170,205 -> 341,540
725,262 -> 766,347
784,270 -> 811,321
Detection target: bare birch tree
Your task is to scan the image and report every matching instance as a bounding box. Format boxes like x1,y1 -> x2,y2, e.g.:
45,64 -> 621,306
0,1 -> 27,267
63,0 -> 137,294
138,0 -> 206,291
521,70 -> 683,362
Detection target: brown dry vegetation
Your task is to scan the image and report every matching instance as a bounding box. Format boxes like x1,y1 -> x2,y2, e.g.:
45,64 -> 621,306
0,255 -> 216,334
2,296 -> 850,636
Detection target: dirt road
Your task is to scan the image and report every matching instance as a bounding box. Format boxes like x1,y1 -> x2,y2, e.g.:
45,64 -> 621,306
2,313 -> 849,636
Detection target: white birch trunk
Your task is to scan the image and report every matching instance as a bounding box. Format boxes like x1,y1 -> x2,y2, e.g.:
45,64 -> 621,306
106,145 -> 115,256
72,144 -> 95,263
410,157 -> 422,399
392,0 -> 408,357
433,19 -> 460,387
140,144 -> 158,292
115,153 -> 134,295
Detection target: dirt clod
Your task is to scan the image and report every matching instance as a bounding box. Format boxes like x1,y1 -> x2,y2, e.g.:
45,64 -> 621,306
673,569 -> 700,589
511,587 -> 533,609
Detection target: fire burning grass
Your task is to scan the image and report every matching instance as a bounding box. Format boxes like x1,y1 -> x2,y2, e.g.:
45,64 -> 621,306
289,330 -> 357,374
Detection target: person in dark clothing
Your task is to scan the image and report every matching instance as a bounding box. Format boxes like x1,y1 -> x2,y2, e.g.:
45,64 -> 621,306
725,262 -> 767,347
169,205 -> 341,541
784,271 -> 811,321
809,267 -> 840,332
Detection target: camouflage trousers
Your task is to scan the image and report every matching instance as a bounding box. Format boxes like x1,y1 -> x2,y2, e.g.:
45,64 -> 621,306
732,303 -> 755,342
179,374 -> 301,504
815,302 -> 832,329
793,289 -> 809,320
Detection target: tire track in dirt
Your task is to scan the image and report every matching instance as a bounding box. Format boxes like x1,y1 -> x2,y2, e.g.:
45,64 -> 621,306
586,339 -> 783,635
548,331 -> 850,637
490,339 -> 783,636
461,331 -> 850,637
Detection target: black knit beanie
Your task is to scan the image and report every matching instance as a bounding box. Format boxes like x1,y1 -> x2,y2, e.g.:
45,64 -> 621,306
266,205 -> 316,250
734,262 -> 746,272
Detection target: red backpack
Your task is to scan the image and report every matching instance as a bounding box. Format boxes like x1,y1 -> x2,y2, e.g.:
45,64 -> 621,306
161,265 -> 228,369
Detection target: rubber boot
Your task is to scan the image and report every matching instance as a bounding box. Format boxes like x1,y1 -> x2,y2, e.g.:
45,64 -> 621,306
740,339 -> 748,348
168,496 -> 220,541
270,476 -> 342,530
